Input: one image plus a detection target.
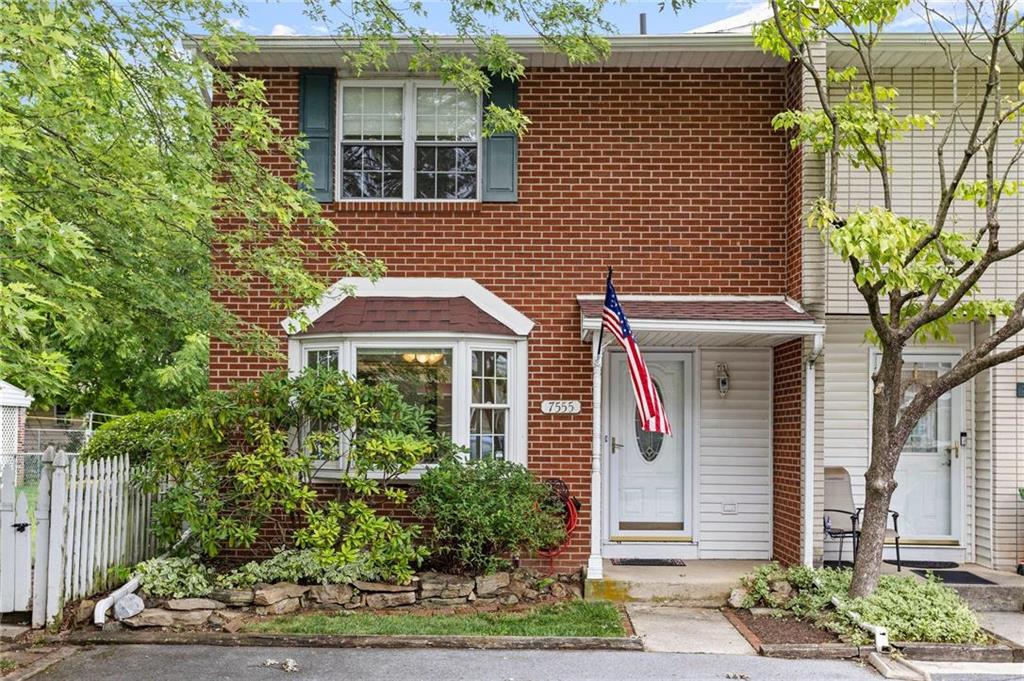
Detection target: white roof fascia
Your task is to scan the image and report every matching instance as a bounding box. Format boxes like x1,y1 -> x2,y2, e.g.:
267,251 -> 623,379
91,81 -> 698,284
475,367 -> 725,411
579,316 -> 826,337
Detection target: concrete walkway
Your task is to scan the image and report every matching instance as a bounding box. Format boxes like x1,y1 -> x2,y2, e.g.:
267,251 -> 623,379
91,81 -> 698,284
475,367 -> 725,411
33,644 -> 882,680
978,611 -> 1024,646
626,604 -> 755,654
903,660 -> 1024,681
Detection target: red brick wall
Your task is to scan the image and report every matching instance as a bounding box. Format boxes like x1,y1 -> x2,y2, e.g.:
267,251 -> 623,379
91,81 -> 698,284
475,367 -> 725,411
784,61 -> 804,301
213,65 -> 800,570
772,338 -> 804,564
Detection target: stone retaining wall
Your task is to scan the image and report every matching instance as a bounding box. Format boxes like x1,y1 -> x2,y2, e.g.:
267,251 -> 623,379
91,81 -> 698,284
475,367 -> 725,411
109,570 -> 582,632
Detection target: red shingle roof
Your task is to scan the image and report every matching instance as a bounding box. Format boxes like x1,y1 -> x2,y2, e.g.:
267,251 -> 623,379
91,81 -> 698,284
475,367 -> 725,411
299,296 -> 517,336
577,299 -> 812,322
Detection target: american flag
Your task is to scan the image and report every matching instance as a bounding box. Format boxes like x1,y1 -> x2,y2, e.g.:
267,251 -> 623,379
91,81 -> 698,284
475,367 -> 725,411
601,271 -> 672,435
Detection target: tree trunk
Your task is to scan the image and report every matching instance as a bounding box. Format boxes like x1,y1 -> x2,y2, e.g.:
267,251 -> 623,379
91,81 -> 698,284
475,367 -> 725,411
849,350 -> 901,598
849,457 -> 897,597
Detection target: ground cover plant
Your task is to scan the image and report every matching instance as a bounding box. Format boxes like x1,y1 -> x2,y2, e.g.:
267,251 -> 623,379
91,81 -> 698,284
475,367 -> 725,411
738,563 -> 987,644
243,600 -> 625,638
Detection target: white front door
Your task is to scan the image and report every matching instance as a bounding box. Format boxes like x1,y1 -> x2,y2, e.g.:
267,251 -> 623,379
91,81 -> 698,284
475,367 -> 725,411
888,354 -> 963,542
608,353 -> 691,542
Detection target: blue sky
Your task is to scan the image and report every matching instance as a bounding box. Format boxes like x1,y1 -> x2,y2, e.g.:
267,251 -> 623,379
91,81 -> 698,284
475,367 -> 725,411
229,0 -> 929,37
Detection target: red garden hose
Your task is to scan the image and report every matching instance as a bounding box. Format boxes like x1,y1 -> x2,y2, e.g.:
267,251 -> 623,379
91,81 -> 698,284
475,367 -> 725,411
538,479 -> 580,574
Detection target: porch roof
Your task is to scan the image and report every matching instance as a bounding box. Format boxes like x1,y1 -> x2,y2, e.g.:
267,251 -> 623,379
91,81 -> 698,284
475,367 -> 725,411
577,296 -> 824,347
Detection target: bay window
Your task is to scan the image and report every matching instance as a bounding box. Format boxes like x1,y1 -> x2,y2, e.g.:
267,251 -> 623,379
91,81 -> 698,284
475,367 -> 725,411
338,81 -> 480,201
356,348 -> 453,438
297,338 -> 525,468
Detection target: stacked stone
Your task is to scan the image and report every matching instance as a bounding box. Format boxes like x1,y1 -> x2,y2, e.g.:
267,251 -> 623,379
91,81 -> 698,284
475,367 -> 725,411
106,569 -> 583,630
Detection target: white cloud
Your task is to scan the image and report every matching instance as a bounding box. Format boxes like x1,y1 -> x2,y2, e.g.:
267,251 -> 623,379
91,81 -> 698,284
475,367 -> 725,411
271,23 -> 297,36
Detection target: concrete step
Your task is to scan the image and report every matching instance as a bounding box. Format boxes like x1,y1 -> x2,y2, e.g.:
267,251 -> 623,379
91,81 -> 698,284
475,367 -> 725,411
585,576 -> 732,605
584,559 -> 758,605
949,585 -> 1024,612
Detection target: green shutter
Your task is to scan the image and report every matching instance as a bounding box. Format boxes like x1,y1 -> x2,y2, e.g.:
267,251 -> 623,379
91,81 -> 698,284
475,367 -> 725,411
482,75 -> 518,203
299,70 -> 334,202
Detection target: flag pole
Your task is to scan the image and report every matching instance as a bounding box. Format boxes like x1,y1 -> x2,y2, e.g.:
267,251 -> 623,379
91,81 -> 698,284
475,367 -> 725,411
597,267 -> 611,352
587,267 -> 612,581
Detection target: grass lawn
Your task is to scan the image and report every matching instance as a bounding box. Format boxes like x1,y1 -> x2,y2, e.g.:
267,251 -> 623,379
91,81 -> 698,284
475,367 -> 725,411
244,600 -> 626,638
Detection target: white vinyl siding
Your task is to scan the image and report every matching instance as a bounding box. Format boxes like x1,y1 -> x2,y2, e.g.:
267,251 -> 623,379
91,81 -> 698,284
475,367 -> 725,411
973,320 -> 994,567
698,349 -> 772,559
821,317 -> 975,560
990,330 -> 1024,570
824,67 -> 1024,314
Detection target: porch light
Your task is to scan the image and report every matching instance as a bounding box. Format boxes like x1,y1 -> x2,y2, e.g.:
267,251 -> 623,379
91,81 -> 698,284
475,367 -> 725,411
716,363 -> 730,398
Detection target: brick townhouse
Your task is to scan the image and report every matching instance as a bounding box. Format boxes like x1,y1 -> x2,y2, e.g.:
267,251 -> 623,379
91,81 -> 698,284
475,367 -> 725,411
209,33 -> 1024,577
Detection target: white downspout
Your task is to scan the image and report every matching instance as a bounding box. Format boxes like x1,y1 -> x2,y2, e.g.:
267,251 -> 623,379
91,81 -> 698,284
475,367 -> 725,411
587,333 -> 604,580
803,333 -> 823,567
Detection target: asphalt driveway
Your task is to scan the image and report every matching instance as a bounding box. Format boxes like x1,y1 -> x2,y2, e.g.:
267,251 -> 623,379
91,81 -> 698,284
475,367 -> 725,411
34,644 -> 881,680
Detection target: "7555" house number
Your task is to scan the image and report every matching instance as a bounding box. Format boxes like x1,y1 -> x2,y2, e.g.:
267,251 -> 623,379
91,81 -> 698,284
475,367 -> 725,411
540,400 -> 582,414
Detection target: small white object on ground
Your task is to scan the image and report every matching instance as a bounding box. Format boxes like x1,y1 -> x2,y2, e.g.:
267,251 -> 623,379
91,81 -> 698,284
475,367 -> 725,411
112,593 -> 144,621
263,658 -> 300,673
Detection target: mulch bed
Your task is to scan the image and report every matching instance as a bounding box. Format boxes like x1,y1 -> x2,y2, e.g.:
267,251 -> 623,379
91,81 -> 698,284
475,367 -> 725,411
730,609 -> 839,645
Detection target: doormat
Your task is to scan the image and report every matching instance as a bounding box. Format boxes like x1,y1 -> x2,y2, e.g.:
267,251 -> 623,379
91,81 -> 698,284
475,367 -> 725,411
610,559 -> 686,567
911,569 -> 996,585
822,560 -> 854,569
885,560 -> 958,570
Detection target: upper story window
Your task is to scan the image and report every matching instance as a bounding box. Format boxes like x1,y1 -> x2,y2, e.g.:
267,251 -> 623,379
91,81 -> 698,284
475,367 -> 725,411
339,81 -> 480,201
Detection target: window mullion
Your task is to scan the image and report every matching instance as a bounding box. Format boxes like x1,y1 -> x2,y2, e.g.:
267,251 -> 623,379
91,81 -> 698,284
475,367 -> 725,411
452,339 -> 471,452
403,82 -> 415,201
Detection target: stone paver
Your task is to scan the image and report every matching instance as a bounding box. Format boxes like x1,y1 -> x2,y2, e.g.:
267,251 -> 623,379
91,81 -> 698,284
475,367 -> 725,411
626,604 -> 755,654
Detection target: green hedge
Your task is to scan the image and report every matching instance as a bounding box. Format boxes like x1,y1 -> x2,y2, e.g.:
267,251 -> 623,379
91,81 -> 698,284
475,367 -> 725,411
80,409 -> 184,463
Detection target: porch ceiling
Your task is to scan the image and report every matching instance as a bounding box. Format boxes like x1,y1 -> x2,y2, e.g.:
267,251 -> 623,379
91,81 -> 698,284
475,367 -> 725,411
577,296 -> 825,348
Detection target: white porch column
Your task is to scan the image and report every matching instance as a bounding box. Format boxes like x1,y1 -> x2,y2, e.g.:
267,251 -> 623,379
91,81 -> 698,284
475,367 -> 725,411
802,333 -> 824,567
586,333 -> 604,580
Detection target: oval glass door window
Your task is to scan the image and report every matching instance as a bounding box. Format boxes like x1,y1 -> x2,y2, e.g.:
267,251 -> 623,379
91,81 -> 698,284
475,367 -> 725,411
634,379 -> 665,462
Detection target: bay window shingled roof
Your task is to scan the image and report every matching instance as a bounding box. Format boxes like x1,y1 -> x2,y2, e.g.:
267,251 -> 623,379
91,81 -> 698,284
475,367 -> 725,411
297,296 -> 518,336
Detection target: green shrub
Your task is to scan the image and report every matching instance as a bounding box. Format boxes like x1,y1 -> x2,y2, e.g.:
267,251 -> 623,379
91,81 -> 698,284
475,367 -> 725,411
739,564 -> 986,644
215,548 -> 371,588
81,409 -> 184,463
137,369 -> 446,581
136,555 -> 214,599
413,457 -> 566,574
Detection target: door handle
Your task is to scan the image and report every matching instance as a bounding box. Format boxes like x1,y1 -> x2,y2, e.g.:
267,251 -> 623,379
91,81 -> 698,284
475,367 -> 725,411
611,437 -> 624,453
947,444 -> 959,459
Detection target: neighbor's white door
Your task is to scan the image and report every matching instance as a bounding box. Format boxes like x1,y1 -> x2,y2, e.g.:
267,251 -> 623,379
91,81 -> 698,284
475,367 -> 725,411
888,354 -> 963,541
608,354 -> 689,541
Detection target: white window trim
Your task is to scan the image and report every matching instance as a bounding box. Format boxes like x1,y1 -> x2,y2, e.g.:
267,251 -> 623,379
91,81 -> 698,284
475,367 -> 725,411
290,333 -> 528,480
336,78 -> 483,203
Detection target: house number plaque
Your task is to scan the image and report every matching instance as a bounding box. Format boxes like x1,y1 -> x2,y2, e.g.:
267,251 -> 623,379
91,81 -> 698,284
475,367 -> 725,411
541,400 -> 581,414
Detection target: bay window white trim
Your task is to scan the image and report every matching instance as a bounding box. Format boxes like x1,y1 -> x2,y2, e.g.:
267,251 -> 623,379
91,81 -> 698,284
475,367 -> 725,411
293,332 -> 528,477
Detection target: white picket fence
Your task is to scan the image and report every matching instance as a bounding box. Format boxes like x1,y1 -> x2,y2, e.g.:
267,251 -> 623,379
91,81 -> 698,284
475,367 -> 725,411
0,448 -> 161,627
0,461 -> 32,613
